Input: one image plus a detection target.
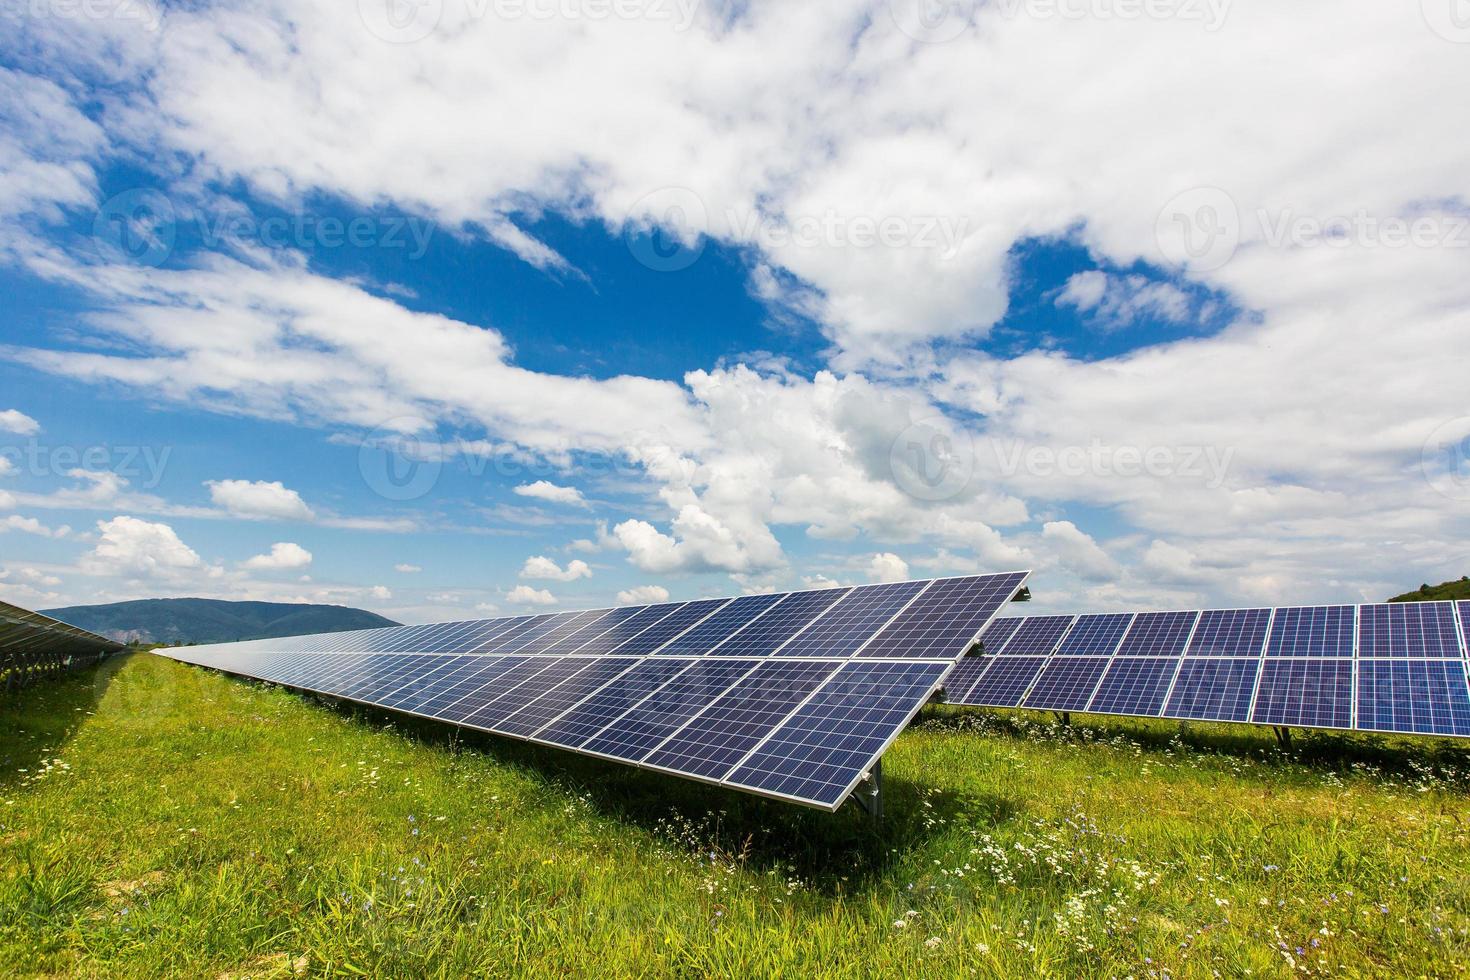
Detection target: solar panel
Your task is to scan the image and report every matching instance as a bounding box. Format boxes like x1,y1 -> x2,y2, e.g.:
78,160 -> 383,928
569,604 -> 678,655
1115,611 -> 1199,657
431,658 -> 557,723
710,588 -> 849,657
999,615 -> 1075,656
534,658 -> 695,749
656,593 -> 786,655
1162,657 -> 1260,722
1250,659 -> 1354,730
856,572 -> 1030,659
581,659 -> 759,763
1087,657 -> 1181,716
977,616 -> 1024,654
1358,603 -> 1462,659
1459,601 -> 1470,656
724,660 -> 951,808
1186,608 -> 1271,657
776,581 -> 927,657
1357,660 -> 1470,736
609,598 -> 731,655
1023,657 -> 1109,711
493,657 -> 640,738
1055,613 -> 1132,656
1265,605 -> 1354,658
940,656 -> 992,703
959,656 -> 1048,707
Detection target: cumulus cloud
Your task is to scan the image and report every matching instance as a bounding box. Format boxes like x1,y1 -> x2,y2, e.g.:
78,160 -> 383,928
867,552 -> 909,583
242,541 -> 314,570
80,516 -> 218,580
617,584 -> 670,605
519,555 -> 592,582
0,514 -> 68,537
395,563 -> 422,573
506,584 -> 556,606
1056,271 -> 1195,328
513,481 -> 589,507
1040,521 -> 1120,583
206,479 -> 316,521
0,410 -> 39,435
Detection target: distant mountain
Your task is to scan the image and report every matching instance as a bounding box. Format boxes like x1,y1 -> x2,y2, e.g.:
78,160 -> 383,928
1388,577 -> 1470,603
40,598 -> 400,646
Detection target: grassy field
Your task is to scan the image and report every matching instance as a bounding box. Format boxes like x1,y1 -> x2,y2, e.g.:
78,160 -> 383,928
3,653 -> 1468,978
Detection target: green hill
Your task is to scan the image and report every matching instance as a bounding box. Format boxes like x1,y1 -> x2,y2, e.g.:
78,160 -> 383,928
39,598 -> 399,646
1388,577 -> 1470,603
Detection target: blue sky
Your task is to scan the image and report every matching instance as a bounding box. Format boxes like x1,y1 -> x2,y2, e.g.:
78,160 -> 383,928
1,3 -> 1467,623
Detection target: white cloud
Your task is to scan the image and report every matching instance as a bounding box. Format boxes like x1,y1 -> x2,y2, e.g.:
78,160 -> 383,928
519,555 -> 592,582
0,457 -> 12,477
867,552 -> 909,583
242,541 -> 314,570
0,410 -> 38,436
1,566 -> 62,588
513,481 -> 589,507
80,516 -> 218,580
506,584 -> 556,606
206,479 -> 316,521
617,584 -> 669,605
0,514 -> 68,537
1056,271 -> 1194,328
369,585 -> 392,600
1040,521 -> 1120,583
394,563 -> 422,573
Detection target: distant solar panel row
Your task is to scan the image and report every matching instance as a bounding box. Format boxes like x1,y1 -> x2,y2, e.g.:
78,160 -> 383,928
157,572 -> 1029,810
945,600 -> 1470,738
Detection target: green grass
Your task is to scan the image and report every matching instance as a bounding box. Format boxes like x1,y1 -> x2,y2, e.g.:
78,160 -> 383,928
3,654 -> 1469,978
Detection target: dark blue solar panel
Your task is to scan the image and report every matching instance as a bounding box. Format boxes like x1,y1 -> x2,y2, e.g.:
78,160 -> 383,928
1460,601 -> 1470,656
608,598 -> 731,655
536,606 -> 646,655
1358,603 -> 1462,659
492,611 -> 599,655
725,660 -> 951,809
385,656 -> 491,712
1087,657 -> 1180,716
643,660 -> 843,780
712,588 -> 849,657
493,657 -> 640,738
655,592 -> 788,655
402,657 -> 519,716
331,654 -> 417,699
533,658 -> 694,749
941,657 -> 992,703
1055,613 -> 1133,656
351,655 -> 456,703
455,657 -> 607,730
1162,658 -> 1260,722
1186,608 -> 1271,657
777,581 -> 927,657
1265,606 -> 1354,658
1251,659 -> 1353,729
1116,611 -> 1199,657
1357,660 -> 1470,736
957,656 -> 1048,707
999,616 -> 1075,656
428,658 -> 554,723
857,572 -> 1029,660
446,616 -> 535,652
1023,657 -> 1110,711
472,614 -> 558,653
508,609 -> 620,655
581,659 -> 759,762
977,617 -> 1023,654
570,604 -> 680,656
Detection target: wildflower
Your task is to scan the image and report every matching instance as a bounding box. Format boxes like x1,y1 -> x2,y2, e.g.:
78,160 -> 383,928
925,937 -> 942,949
893,920 -> 908,929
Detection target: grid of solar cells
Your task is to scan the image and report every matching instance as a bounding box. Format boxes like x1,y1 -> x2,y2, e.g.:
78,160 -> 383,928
643,660 -> 844,780
1162,658 -> 1260,722
1460,601 -> 1470,655
711,588 -> 850,657
1250,659 -> 1354,729
655,593 -> 787,655
1186,608 -> 1272,657
998,616 -> 1076,656
535,605 -> 646,656
960,657 -> 1048,707
354,655 -> 457,702
431,658 -> 557,723
533,658 -> 694,749
334,655 -> 416,699
508,609 -> 619,655
1358,603 -> 1462,659
571,604 -> 684,656
1264,605 -> 1354,658
1088,657 -> 1181,716
1115,611 -> 1199,657
382,656 -> 483,711
977,617 -> 1024,655
1054,613 -> 1133,656
1357,660 -> 1470,736
776,581 -> 927,658
611,598 -> 730,655
455,657 -> 603,730
581,659 -> 759,762
491,611 -> 598,655
473,614 -> 558,653
493,658 -> 639,738
940,657 -> 992,703
1023,657 -> 1110,711
412,658 -> 519,716
725,661 -> 951,808
856,572 -> 1029,660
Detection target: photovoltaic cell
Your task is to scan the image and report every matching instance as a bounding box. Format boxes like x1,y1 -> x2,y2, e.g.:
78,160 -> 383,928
608,598 -> 731,655
1023,657 -> 1109,711
643,659 -> 843,780
712,589 -> 849,657
535,606 -> 646,656
1357,603 -> 1462,659
1357,660 -> 1470,736
1251,659 -> 1353,729
656,593 -> 786,655
491,611 -> 599,655
1460,601 -> 1470,656
1087,657 -> 1180,716
572,604 -> 681,656
776,581 -> 927,657
977,617 -> 1023,655
940,657 -> 992,703
1162,658 -> 1260,722
581,659 -> 759,762
534,658 -> 695,749
998,616 -> 1075,656
1115,611 -> 1199,657
430,658 -> 558,723
493,657 -> 640,738
508,609 -> 620,655
412,657 -> 521,716
386,656 -> 493,712
454,657 -> 603,730
856,572 -> 1029,660
1186,608 -> 1271,657
959,656 -> 1048,707
1055,613 -> 1132,656
725,660 -> 951,808
473,614 -> 557,653
1265,606 -> 1354,658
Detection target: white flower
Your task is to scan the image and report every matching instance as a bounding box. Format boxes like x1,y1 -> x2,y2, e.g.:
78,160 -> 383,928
924,937 -> 942,949
892,919 -> 908,929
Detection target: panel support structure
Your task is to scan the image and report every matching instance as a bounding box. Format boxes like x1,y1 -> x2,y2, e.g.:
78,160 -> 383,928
850,760 -> 883,822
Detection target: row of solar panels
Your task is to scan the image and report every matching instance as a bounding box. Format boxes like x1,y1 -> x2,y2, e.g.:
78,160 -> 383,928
160,572 -> 1029,810
180,574 -> 1029,662
1,599 -> 124,691
943,601 -> 1470,737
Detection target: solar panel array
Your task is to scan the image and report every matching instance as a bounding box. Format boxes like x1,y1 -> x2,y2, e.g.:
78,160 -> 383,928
944,601 -> 1470,738
0,599 -> 124,691
157,571 -> 1029,811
